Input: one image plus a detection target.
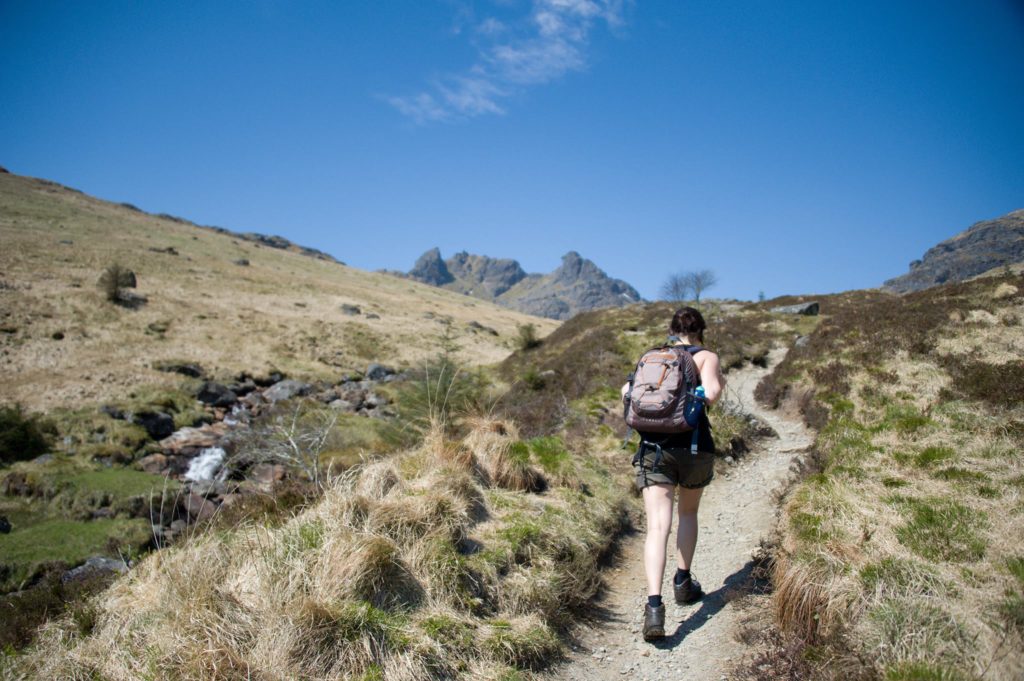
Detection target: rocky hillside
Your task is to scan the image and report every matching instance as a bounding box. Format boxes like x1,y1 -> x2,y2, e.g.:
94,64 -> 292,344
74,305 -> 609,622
884,209 -> 1024,293
0,171 -> 557,411
404,248 -> 642,320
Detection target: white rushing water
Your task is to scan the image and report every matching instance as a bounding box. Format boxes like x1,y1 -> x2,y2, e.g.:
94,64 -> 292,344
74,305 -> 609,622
184,447 -> 227,482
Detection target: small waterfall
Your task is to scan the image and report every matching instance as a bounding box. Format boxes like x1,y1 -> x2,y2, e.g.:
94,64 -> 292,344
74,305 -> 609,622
184,447 -> 227,482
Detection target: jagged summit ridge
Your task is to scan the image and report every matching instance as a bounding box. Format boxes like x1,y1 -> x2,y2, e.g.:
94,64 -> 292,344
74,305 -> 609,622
884,209 -> 1024,293
404,248 -> 642,320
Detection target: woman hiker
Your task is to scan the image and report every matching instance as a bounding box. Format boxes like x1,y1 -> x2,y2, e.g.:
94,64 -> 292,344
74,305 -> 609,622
621,306 -> 725,640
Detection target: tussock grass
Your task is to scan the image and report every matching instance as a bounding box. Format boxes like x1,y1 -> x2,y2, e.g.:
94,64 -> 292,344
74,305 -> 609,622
759,275 -> 1024,680
11,417 -> 628,679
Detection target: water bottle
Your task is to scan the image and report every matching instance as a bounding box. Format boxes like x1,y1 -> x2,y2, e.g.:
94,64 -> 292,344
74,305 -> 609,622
684,386 -> 706,428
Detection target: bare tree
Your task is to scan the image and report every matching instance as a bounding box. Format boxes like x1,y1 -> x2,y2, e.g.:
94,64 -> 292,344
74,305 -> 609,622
660,273 -> 692,302
685,269 -> 717,304
661,270 -> 718,304
238,401 -> 338,488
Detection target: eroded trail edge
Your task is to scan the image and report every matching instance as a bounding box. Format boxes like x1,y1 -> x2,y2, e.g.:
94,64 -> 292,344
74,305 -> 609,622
550,347 -> 812,681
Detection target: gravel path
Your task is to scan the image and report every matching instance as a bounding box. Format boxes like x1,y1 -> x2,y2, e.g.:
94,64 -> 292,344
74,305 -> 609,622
548,349 -> 812,681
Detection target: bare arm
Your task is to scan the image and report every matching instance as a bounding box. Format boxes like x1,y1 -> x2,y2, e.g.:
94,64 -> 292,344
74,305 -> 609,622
697,352 -> 725,404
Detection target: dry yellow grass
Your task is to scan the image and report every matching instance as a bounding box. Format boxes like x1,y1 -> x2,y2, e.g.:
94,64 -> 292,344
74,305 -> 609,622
9,418 -> 628,679
0,173 -> 557,411
764,278 -> 1024,680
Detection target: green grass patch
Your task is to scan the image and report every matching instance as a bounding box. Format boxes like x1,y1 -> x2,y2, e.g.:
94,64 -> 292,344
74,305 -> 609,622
999,590 -> 1024,634
893,497 -> 988,563
932,467 -> 988,483
53,468 -> 172,497
790,511 -> 831,543
419,614 -> 474,652
1005,556 -> 1024,585
860,557 -> 942,595
884,661 -> 970,681
880,404 -> 932,434
0,518 -> 150,591
484,620 -> 561,670
913,446 -> 955,468
882,477 -> 909,488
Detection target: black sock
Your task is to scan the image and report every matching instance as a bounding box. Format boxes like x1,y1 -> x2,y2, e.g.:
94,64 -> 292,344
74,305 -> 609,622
647,595 -> 662,608
674,568 -> 690,585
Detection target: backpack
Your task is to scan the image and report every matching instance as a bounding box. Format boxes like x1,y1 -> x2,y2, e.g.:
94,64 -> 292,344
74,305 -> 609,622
623,344 -> 703,434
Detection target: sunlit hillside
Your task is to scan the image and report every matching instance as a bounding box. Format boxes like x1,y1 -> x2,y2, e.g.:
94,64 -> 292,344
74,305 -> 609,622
0,171 -> 557,411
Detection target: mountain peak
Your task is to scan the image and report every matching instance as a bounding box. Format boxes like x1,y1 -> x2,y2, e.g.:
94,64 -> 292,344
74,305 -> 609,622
409,247 -> 454,286
404,248 -> 643,320
883,210 -> 1024,293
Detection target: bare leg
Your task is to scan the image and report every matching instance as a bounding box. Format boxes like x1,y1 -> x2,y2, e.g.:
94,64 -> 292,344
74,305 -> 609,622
642,483 -> 675,596
675,486 -> 704,571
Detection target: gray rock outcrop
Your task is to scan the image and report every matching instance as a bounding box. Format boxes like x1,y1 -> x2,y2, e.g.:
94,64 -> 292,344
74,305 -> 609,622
884,209 -> 1024,293
402,248 -> 642,320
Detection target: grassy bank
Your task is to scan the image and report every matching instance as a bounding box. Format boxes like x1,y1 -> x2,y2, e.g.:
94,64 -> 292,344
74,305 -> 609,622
8,418 -> 629,679
753,274 -> 1024,680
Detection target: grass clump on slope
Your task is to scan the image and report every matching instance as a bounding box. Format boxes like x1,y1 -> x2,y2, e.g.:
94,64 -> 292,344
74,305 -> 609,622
12,417 -> 628,680
754,274 -> 1024,680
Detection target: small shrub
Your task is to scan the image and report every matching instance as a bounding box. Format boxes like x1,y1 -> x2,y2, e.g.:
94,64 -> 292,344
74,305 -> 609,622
96,263 -> 135,303
939,357 -> 1024,409
0,404 -> 53,464
515,324 -> 541,351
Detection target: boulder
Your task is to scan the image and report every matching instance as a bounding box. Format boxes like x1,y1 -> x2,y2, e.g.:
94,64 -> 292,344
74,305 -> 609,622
158,423 -> 230,455
0,516 -> 10,534
1,472 -> 32,496
771,301 -> 820,315
153,361 -> 205,378
263,379 -> 312,403
101,404 -> 128,420
197,382 -> 238,407
340,304 -> 361,315
329,399 -> 355,411
134,411 -> 175,440
62,556 -> 128,583
182,492 -> 217,523
234,258 -> 250,266
250,463 -> 286,488
365,363 -> 396,381
138,453 -> 171,475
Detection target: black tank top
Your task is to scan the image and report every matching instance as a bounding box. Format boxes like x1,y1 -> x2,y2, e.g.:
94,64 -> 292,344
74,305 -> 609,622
636,345 -> 715,453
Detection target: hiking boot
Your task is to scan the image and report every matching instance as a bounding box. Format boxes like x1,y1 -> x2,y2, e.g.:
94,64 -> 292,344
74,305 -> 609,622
642,603 -> 666,640
674,575 -> 703,604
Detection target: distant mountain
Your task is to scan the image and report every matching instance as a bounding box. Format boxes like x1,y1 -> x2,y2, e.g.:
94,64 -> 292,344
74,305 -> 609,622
404,248 -> 642,320
884,210 -> 1024,293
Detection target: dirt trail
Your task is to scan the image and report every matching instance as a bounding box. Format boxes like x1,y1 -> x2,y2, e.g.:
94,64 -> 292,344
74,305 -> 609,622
550,348 -> 812,681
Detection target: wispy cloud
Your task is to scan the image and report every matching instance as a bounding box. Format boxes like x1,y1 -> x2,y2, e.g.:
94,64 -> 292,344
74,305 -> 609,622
388,0 -> 626,123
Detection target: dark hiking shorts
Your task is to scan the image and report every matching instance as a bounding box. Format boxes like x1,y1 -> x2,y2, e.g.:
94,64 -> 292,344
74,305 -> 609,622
634,445 -> 715,490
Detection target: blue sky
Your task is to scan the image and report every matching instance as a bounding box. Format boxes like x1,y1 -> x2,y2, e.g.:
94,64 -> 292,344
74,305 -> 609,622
2,0 -> 1022,301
